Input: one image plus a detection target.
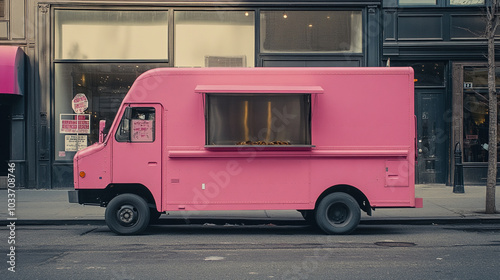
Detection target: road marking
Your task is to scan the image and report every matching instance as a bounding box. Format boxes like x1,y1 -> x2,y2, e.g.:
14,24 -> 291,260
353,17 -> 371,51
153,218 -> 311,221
204,256 -> 225,261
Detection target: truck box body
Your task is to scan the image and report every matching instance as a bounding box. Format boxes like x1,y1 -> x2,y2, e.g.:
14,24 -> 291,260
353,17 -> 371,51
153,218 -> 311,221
71,67 -> 421,235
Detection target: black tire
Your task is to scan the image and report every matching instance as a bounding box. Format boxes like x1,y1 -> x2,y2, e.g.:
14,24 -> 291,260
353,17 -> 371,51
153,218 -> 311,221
315,192 -> 361,235
105,194 -> 150,235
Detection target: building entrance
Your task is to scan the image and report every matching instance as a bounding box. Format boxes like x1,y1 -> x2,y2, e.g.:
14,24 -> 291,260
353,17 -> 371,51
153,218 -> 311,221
416,89 -> 448,184
0,101 -> 11,177
452,62 -> 500,184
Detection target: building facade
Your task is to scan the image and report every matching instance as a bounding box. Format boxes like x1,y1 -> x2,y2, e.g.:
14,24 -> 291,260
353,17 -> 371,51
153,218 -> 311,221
0,0 -> 498,188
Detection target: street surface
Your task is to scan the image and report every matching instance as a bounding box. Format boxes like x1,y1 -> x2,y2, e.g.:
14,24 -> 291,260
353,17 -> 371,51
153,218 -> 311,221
2,222 -> 500,279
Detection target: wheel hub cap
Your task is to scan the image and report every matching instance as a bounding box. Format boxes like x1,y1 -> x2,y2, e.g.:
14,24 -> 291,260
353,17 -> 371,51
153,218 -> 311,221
117,205 -> 138,226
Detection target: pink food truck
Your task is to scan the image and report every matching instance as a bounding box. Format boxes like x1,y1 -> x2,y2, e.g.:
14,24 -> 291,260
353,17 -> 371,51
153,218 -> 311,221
68,67 -> 422,235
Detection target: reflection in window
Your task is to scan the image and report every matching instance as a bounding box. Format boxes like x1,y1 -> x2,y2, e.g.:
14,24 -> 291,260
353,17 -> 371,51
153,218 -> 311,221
174,11 -> 255,67
450,0 -> 484,5
391,61 -> 445,87
451,15 -> 500,39
463,67 -> 500,89
206,94 -> 311,146
54,63 -> 165,160
55,10 -> 169,60
463,67 -> 500,162
260,11 -> 362,53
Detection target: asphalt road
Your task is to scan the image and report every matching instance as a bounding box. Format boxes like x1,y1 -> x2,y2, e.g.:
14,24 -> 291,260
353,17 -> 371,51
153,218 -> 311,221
3,223 -> 500,280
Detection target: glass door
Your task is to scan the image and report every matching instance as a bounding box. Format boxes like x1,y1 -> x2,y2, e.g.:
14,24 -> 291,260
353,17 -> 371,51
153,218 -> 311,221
416,89 -> 447,183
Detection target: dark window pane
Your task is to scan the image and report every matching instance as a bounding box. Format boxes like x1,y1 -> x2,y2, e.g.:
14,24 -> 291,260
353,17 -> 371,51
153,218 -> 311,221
206,94 -> 311,146
451,16 -> 487,39
462,66 -> 500,162
397,16 -> 443,40
399,0 -> 436,5
0,1 -> 4,17
260,11 -> 362,53
463,66 -> 500,89
391,61 -> 445,87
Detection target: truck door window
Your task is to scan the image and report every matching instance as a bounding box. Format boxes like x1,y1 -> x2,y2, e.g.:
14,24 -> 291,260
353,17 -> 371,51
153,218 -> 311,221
115,107 -> 155,142
205,94 -> 311,146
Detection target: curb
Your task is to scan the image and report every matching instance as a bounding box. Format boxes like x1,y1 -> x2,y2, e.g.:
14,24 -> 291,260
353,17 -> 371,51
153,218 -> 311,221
2,217 -> 500,227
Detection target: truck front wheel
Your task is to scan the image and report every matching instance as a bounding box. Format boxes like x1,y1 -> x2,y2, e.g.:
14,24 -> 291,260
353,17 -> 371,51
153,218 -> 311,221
105,194 -> 150,235
315,192 -> 361,235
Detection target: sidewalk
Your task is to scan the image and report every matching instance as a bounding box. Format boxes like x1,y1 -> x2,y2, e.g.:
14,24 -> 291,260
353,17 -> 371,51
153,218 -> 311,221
1,185 -> 499,225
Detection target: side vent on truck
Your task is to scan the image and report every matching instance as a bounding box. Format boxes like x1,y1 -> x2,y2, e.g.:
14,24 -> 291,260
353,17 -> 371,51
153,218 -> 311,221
205,56 -> 246,67
385,160 -> 409,187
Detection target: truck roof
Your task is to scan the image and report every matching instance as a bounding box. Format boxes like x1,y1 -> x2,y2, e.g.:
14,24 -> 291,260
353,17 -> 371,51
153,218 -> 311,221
124,67 -> 414,104
135,66 -> 414,81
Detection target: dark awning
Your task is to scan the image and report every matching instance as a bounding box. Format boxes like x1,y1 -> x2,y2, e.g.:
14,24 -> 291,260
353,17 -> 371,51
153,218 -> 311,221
0,46 -> 24,95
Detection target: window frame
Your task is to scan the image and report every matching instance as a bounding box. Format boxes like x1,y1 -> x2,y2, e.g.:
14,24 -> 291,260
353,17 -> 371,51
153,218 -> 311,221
51,6 -> 171,162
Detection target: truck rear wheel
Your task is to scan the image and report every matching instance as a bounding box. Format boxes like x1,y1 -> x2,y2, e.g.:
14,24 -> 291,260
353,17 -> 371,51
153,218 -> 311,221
315,192 -> 360,235
105,194 -> 150,235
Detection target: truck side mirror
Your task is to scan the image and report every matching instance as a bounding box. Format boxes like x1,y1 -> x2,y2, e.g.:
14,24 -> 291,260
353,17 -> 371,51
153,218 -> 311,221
99,120 -> 106,143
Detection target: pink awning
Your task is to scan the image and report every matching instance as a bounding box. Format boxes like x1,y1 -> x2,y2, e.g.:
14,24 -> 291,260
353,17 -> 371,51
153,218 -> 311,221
195,85 -> 324,94
0,46 -> 24,95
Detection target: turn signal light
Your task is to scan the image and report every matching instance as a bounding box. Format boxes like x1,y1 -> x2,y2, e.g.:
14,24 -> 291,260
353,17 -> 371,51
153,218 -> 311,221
79,171 -> 86,178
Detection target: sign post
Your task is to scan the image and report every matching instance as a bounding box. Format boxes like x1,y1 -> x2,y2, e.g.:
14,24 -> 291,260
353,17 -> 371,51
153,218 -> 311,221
72,93 -> 89,152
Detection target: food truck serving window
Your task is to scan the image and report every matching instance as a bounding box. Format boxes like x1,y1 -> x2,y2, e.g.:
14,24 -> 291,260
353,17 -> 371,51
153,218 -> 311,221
205,94 -> 311,146
115,107 -> 155,143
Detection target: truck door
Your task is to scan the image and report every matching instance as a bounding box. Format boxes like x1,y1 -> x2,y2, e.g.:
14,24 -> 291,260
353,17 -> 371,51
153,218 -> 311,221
112,104 -> 162,207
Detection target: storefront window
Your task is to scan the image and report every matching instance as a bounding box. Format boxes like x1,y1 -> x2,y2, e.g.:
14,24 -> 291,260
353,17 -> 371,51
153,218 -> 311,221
174,11 -> 255,67
206,94 -> 311,146
463,67 -> 500,162
391,61 -> 445,87
450,0 -> 484,5
399,0 -> 437,5
55,10 -> 169,60
0,1 -> 5,18
260,11 -> 362,53
54,63 -> 165,161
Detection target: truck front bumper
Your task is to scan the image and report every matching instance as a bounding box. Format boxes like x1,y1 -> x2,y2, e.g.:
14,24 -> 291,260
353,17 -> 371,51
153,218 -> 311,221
68,190 -> 79,203
68,189 -> 105,206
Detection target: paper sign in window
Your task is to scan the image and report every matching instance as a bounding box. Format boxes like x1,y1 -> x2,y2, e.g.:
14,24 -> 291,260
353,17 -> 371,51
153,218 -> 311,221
60,114 -> 90,134
65,135 -> 88,151
131,120 -> 154,142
